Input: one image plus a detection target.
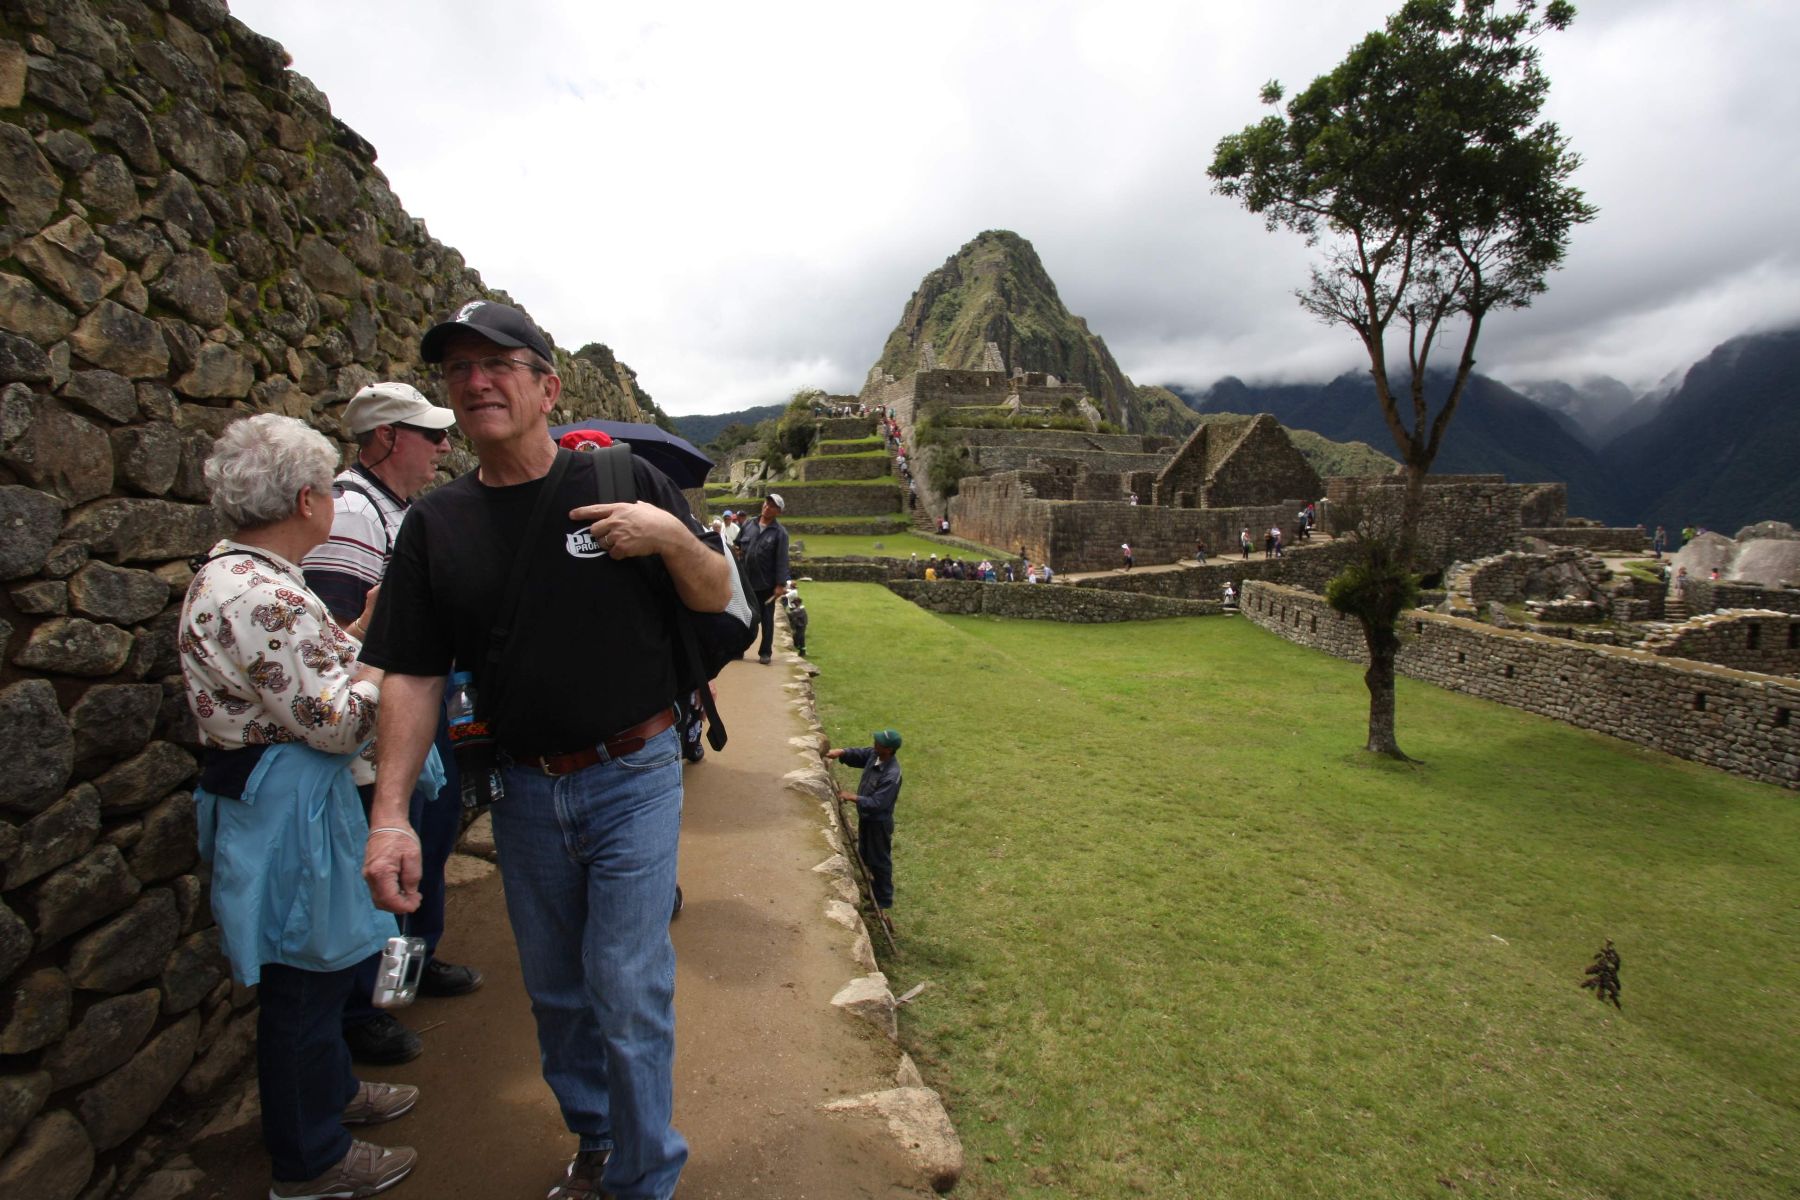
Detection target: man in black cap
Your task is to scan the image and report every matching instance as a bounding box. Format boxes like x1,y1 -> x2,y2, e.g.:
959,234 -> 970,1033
826,729 -> 903,919
360,300 -> 732,1200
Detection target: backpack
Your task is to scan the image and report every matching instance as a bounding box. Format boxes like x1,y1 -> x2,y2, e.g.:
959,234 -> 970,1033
590,445 -> 758,750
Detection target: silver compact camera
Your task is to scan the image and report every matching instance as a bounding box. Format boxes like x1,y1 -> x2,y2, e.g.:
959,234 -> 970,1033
371,934 -> 427,1009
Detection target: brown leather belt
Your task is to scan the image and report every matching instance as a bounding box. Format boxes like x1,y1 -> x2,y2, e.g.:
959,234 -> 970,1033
516,708 -> 677,777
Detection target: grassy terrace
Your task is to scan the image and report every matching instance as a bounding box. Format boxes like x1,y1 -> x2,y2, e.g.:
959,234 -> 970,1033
805,583 -> 1799,1200
791,532 -> 1009,560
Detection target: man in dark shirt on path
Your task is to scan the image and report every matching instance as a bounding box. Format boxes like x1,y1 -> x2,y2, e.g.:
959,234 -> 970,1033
739,493 -> 790,664
359,300 -> 732,1200
827,729 -> 904,921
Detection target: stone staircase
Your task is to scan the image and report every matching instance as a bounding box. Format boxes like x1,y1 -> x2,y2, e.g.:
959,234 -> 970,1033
1663,592 -> 1690,621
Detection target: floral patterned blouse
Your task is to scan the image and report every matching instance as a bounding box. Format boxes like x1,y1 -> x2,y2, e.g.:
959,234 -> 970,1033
180,539 -> 381,782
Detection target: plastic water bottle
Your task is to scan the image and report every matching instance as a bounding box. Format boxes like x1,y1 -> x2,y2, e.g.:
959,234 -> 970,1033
446,670 -> 503,814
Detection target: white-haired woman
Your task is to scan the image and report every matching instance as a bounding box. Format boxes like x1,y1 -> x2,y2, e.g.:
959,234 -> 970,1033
180,413 -> 424,1198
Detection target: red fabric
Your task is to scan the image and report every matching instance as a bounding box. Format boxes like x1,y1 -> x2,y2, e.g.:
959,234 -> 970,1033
558,429 -> 614,451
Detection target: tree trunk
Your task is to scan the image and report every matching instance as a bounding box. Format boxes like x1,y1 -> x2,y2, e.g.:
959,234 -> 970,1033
1359,615 -> 1408,759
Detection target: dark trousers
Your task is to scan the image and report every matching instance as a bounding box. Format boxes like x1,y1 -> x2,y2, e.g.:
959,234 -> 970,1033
755,588 -> 777,658
858,814 -> 894,909
259,960 -> 360,1180
344,716 -> 457,1027
789,609 -> 808,656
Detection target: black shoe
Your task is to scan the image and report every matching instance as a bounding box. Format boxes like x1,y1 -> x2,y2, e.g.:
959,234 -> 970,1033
671,885 -> 684,921
418,958 -> 484,998
343,1012 -> 422,1065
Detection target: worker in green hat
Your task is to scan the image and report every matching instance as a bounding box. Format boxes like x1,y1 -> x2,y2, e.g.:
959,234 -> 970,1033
826,729 -> 903,919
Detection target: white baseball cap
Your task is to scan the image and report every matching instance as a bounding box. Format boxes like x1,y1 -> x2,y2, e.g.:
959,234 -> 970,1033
344,382 -> 457,436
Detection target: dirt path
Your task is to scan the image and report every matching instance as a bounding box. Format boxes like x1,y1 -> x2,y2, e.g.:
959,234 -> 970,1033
189,655 -> 935,1199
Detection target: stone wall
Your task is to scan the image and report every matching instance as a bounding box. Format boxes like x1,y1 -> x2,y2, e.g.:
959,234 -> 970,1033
1323,475 -> 1555,569
1640,610 -> 1800,676
1153,414 -> 1323,510
1687,579 -> 1800,617
716,482 -> 900,519
1520,526 -> 1646,552
887,579 -> 1216,622
1240,581 -> 1800,790
815,416 -> 875,441
1071,540 -> 1359,600
968,444 -> 1166,477
0,2 -> 655,1194
795,453 -> 890,482
950,469 -> 1315,573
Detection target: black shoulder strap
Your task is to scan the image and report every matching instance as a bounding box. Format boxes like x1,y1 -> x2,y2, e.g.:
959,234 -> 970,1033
479,449 -> 574,725
597,445 -> 731,752
333,477 -> 393,557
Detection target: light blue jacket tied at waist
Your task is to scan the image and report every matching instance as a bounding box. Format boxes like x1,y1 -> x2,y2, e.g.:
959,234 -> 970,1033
196,741 -> 444,986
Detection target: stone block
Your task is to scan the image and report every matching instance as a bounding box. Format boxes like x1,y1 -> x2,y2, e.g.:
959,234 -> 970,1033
0,40 -> 24,109
59,369 -> 136,424
0,330 -> 51,384
822,1086 -> 964,1193
149,250 -> 228,328
12,617 -> 134,677
159,928 -> 222,1015
0,398 -> 114,504
65,889 -> 179,993
0,896 -> 31,980
0,272 -> 78,344
0,482 -> 64,580
830,972 -> 898,1040
155,100 -> 247,186
93,743 -> 197,814
68,301 -> 169,378
4,784 -> 100,889
0,1109 -> 94,1200
0,1069 -> 52,1159
13,215 -> 126,311
0,123 -> 63,230
69,561 -> 170,625
68,684 -> 162,762
174,341 -> 255,401
0,679 -> 73,816
61,497 -> 227,563
74,1009 -> 199,1151
30,844 -> 142,944
1,964 -> 72,1058
75,153 -> 137,222
129,792 -> 196,885
178,1009 -> 253,1101
43,988 -> 160,1090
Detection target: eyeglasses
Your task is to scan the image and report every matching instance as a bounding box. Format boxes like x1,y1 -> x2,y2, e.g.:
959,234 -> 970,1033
395,423 -> 450,444
439,355 -> 543,384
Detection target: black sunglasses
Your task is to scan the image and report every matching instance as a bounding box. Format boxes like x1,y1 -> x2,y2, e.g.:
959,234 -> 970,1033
395,423 -> 451,444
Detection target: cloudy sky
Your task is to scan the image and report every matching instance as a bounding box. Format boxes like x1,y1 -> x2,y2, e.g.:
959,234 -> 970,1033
230,0 -> 1800,416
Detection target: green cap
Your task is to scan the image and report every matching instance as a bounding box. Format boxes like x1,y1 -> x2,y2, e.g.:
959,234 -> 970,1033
873,728 -> 902,750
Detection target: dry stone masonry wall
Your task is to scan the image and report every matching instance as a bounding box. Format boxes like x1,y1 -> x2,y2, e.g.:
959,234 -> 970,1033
0,1 -> 647,1193
1240,581 -> 1800,790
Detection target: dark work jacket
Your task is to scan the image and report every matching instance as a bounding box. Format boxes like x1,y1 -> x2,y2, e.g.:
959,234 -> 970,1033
740,518 -> 790,592
839,746 -> 901,823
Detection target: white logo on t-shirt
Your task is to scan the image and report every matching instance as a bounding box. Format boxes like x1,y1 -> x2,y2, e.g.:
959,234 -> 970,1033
566,529 -> 606,558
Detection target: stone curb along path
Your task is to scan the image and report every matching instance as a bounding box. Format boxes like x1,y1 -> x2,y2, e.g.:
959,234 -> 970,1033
773,603 -> 967,1195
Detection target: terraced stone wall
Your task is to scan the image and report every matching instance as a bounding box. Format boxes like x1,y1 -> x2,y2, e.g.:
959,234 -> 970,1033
1240,581 -> 1800,790
888,579 -> 1216,622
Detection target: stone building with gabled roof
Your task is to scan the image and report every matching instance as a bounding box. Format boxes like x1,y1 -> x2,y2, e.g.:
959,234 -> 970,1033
1152,414 -> 1324,510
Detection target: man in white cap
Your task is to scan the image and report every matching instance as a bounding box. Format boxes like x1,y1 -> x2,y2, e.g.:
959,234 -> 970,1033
739,493 -> 790,663
302,382 -> 483,1067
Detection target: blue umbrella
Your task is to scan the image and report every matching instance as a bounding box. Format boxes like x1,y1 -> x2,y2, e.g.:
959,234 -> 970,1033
549,419 -> 715,489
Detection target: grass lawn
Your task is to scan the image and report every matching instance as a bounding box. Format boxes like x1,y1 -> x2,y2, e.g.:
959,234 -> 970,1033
792,532 -> 1011,560
803,583 -> 1799,1200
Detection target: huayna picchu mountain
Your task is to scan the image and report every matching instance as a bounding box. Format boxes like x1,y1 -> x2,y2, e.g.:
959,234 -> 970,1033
869,230 -> 1141,429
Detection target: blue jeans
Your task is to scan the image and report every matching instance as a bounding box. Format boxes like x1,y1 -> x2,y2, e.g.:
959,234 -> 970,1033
491,726 -> 688,1200
259,960 -> 360,1180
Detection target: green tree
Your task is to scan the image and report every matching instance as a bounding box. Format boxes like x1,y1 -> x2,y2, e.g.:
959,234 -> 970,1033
1209,0 -> 1595,758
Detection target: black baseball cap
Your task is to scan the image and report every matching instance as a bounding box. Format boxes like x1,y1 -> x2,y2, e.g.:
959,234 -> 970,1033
420,299 -> 555,364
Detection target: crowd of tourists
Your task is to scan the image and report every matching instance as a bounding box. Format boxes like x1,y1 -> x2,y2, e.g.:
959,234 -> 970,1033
182,301 -> 725,1200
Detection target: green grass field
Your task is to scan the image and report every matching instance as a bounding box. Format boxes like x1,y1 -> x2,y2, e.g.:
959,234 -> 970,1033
792,532 -> 1010,560
804,583 -> 1799,1200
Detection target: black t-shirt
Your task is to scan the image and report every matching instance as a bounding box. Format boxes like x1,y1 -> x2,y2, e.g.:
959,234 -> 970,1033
359,450 -> 698,757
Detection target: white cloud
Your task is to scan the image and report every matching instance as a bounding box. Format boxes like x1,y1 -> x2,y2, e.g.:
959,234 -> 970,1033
230,0 -> 1800,412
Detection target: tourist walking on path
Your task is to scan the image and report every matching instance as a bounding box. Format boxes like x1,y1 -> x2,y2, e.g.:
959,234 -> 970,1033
1241,528 -> 1253,559
827,730 -> 905,922
302,382 -> 484,1069
1653,525 -> 1667,559
182,414 -> 428,1199
360,300 -> 733,1200
739,493 -> 791,664
1121,542 -> 1134,572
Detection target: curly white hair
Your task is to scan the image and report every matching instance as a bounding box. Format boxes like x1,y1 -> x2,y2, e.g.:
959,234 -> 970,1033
204,413 -> 340,528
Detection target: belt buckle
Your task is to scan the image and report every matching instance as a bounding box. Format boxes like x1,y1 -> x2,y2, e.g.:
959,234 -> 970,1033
538,753 -> 575,778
